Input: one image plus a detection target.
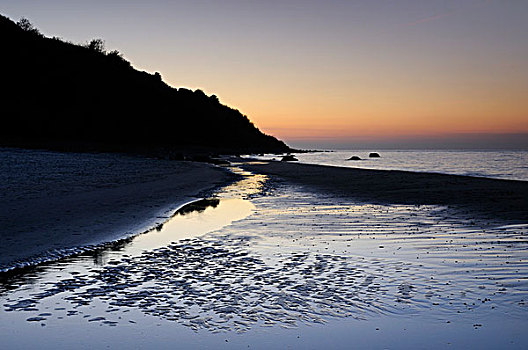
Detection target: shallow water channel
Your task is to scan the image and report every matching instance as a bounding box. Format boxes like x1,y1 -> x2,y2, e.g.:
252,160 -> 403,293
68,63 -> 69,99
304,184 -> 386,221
1,165 -> 527,349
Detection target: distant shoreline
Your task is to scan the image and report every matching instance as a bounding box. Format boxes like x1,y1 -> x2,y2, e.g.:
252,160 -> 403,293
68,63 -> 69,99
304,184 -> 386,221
249,149 -> 528,182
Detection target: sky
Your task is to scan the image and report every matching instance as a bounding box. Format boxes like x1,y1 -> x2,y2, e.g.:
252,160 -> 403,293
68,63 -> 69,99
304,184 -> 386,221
2,0 -> 527,149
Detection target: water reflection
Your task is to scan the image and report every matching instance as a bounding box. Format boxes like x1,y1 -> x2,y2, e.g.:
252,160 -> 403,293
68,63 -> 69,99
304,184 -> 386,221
173,198 -> 220,216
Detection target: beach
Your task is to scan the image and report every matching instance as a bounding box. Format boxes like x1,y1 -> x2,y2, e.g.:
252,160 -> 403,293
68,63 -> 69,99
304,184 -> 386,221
0,149 -> 235,270
1,151 -> 528,349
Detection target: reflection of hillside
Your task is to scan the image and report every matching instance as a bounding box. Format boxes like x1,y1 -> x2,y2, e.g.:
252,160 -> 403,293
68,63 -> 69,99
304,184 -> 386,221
175,199 -> 220,216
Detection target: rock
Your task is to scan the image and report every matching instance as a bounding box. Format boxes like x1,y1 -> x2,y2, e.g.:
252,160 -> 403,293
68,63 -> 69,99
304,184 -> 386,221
369,152 -> 381,158
347,156 -> 362,161
281,155 -> 298,162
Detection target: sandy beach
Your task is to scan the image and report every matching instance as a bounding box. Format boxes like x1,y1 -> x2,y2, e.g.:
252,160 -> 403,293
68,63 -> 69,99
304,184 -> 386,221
241,160 -> 528,225
0,149 -> 235,270
1,155 -> 528,348
3,152 -> 526,271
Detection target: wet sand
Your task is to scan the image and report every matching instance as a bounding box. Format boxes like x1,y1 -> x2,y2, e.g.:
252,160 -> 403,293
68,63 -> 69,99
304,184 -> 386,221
241,160 -> 528,225
1,164 -> 527,349
0,149 -> 235,270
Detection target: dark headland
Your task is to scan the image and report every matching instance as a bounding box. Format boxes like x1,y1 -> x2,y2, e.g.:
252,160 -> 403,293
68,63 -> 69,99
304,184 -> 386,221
0,15 -> 291,156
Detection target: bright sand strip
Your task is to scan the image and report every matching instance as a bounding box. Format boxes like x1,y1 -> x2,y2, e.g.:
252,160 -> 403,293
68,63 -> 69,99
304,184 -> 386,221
241,160 -> 528,225
0,149 -> 234,269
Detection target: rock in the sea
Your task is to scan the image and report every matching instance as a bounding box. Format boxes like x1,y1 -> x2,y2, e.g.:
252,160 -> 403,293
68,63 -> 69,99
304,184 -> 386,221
347,156 -> 362,161
369,152 -> 381,158
281,155 -> 298,162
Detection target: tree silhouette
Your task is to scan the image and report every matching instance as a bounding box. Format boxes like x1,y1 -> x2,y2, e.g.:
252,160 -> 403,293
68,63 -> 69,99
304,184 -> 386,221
107,50 -> 131,67
16,17 -> 41,36
86,38 -> 106,53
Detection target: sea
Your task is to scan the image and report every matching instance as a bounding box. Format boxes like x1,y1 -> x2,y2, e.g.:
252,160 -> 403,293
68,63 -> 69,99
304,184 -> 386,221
252,149 -> 528,181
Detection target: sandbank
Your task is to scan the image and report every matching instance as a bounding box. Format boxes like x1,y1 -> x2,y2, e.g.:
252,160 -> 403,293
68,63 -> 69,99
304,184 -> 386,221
240,160 -> 528,225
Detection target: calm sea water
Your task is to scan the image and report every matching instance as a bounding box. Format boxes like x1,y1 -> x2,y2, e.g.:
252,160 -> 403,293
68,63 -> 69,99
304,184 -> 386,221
277,150 -> 528,181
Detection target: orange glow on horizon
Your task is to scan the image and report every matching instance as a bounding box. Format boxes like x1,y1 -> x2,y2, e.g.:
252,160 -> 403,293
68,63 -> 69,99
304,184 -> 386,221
260,125 -> 528,142
185,65 -> 528,143
249,105 -> 528,141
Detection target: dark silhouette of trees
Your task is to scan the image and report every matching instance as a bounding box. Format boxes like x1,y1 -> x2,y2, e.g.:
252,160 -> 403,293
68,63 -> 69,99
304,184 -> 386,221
16,17 -> 41,36
0,14 -> 290,155
107,50 -> 131,67
86,38 -> 106,53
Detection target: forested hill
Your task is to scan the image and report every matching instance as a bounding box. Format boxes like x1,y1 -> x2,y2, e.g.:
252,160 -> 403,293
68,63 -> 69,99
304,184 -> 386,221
0,15 -> 291,155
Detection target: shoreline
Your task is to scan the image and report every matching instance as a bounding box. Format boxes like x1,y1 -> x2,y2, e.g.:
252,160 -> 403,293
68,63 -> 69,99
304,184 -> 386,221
240,160 -> 528,225
3,150 -> 526,272
0,149 -> 237,271
0,198 -> 210,274
0,197 -> 218,278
